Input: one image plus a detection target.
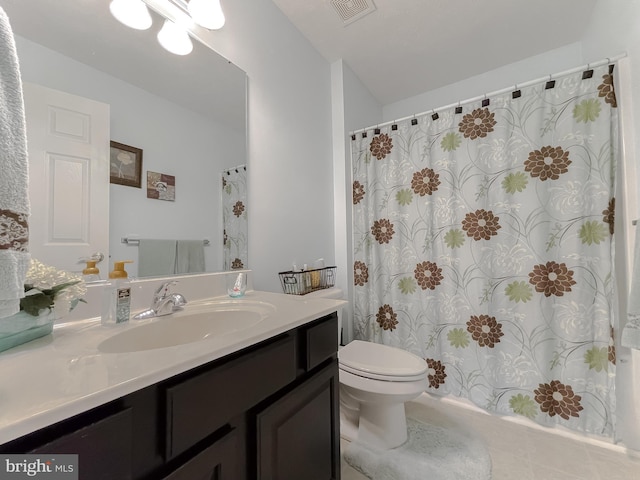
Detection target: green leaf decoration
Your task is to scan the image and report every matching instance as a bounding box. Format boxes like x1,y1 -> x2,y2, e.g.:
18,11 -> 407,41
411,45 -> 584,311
398,277 -> 417,295
502,172 -> 528,194
395,189 -> 414,206
20,292 -> 54,316
444,229 -> 465,248
579,220 -> 607,245
573,98 -> 601,123
441,132 -> 462,152
505,281 -> 533,303
447,328 -> 470,348
584,346 -> 608,372
509,394 -> 538,419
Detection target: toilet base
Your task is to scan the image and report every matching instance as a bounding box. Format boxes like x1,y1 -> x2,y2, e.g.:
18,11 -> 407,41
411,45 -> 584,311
340,397 -> 409,450
358,402 -> 408,449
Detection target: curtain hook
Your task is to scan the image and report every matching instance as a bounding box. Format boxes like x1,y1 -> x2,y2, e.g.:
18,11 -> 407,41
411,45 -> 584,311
512,84 -> 521,99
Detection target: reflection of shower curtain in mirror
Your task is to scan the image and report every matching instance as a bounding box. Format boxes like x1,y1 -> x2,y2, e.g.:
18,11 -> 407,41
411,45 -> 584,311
222,166 -> 248,270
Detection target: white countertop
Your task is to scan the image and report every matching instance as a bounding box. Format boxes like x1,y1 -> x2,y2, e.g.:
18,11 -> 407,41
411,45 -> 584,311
0,290 -> 345,444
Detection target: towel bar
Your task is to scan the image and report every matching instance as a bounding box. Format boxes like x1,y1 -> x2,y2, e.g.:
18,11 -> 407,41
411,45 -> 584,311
121,238 -> 210,246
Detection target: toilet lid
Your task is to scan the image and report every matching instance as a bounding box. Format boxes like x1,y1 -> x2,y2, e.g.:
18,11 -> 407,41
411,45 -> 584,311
338,340 -> 427,381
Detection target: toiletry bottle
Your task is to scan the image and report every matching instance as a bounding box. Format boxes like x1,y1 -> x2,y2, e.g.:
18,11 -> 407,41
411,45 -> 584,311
102,261 -> 133,326
303,264 -> 311,293
82,260 -> 101,282
310,258 -> 324,289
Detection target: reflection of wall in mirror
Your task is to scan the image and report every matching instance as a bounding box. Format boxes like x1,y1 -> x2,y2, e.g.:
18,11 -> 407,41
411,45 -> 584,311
14,35 -> 246,277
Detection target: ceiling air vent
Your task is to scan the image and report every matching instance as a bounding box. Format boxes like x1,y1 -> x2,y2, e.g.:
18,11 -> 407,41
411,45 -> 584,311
330,0 -> 376,25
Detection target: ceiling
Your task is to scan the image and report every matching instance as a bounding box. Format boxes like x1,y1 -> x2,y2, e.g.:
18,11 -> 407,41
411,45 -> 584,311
0,0 -> 599,117
272,0 -> 599,105
0,0 -> 246,131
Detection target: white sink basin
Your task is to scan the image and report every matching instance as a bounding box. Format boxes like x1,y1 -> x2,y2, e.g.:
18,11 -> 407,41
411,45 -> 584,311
98,301 -> 275,353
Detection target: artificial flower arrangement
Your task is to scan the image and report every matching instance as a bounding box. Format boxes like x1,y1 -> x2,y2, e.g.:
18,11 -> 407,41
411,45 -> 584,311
0,259 -> 86,353
20,259 -> 87,317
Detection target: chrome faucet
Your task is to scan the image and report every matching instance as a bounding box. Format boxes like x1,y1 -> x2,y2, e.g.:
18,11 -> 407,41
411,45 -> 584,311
134,281 -> 187,319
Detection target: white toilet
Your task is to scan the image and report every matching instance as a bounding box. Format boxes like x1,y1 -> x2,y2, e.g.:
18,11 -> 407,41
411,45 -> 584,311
307,288 -> 428,450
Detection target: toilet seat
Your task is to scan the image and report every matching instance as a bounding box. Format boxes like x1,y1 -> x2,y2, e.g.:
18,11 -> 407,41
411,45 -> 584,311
338,340 -> 427,382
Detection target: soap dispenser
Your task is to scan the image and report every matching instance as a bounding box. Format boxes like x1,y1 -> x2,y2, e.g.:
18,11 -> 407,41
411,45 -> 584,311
82,260 -> 101,282
102,260 -> 133,326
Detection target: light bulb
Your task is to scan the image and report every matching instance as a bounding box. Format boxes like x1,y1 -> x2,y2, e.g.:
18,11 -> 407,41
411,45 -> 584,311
157,19 -> 193,55
188,0 -> 225,30
109,0 -> 153,30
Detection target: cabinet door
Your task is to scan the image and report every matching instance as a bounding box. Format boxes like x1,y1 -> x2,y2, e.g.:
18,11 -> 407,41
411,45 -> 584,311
163,427 -> 240,480
256,361 -> 340,480
30,409 -> 133,480
165,334 -> 296,459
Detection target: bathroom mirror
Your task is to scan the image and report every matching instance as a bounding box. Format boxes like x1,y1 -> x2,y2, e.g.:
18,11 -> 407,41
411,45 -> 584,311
0,0 -> 247,277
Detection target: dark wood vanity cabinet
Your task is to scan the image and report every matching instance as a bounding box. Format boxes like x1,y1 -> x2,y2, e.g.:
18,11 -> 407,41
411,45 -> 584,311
0,313 -> 341,480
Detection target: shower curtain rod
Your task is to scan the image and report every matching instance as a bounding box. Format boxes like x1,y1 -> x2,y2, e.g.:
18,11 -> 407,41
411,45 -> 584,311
351,53 -> 627,135
223,164 -> 247,175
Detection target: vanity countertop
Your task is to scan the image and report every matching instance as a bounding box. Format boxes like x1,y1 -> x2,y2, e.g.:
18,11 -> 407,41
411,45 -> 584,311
0,290 -> 345,444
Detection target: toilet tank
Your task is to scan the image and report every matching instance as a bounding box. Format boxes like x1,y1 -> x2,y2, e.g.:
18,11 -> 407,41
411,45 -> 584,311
305,288 -> 344,345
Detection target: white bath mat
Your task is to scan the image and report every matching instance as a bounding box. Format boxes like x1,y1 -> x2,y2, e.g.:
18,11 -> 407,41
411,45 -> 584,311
343,418 -> 492,480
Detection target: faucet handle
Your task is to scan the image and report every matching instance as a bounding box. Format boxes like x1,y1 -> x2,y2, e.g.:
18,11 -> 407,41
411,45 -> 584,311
153,280 -> 178,301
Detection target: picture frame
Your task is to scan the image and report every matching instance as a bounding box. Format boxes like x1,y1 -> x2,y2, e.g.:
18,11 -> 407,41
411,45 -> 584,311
109,141 -> 143,188
147,171 -> 176,201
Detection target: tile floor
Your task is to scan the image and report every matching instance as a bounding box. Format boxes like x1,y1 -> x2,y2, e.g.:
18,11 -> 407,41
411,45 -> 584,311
341,393 -> 640,480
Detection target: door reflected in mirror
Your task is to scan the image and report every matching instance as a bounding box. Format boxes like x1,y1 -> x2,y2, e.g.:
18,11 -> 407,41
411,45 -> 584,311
0,0 -> 247,278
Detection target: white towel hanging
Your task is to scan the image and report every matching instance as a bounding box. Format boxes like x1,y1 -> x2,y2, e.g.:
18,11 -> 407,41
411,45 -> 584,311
0,7 -> 30,318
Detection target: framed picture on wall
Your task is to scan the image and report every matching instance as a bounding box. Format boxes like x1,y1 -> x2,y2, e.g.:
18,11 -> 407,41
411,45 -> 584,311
147,171 -> 176,201
109,141 -> 143,188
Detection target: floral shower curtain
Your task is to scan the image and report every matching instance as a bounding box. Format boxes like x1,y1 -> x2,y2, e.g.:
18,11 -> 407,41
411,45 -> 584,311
222,165 -> 248,270
351,63 -> 619,436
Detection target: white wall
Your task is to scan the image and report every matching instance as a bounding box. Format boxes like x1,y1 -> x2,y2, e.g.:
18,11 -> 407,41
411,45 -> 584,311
194,1 -> 336,292
15,36 -> 245,278
383,42 -> 583,123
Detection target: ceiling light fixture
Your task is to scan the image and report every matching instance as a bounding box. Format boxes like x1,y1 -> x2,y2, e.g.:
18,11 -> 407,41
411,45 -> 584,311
157,19 -> 193,55
187,0 -> 225,30
109,0 -> 153,30
109,0 -> 224,56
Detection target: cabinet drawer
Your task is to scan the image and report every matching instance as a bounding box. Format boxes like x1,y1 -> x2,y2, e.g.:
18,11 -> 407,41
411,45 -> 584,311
165,334 -> 296,459
163,427 -> 239,480
31,408 -> 133,480
304,314 -> 338,371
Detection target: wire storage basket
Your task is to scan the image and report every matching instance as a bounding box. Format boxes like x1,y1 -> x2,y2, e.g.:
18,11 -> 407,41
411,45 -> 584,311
279,266 -> 337,295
